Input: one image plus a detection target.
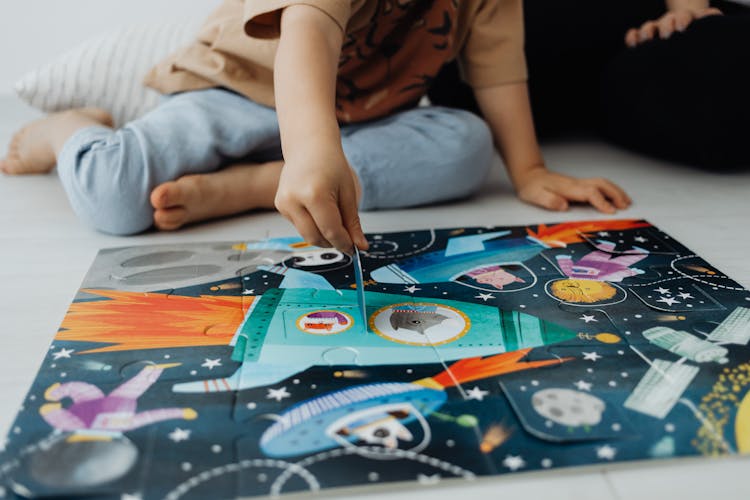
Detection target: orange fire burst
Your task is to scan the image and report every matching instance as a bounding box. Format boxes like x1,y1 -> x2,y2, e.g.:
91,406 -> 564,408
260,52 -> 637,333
57,290 -> 252,354
526,219 -> 650,248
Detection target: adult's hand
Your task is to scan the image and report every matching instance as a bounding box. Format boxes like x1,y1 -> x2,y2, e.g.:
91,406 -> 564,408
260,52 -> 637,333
625,7 -> 722,47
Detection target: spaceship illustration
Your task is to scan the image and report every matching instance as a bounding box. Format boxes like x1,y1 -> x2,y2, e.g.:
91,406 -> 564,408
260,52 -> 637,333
370,231 -> 549,285
172,288 -> 577,393
260,349 -> 568,458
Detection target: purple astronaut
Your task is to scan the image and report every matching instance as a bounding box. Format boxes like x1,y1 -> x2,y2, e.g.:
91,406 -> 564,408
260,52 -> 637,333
39,363 -> 196,432
555,241 -> 649,282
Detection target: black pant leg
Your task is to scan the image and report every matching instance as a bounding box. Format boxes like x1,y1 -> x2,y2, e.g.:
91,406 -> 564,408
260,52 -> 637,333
601,11 -> 750,169
428,0 -> 664,138
522,0 -> 664,137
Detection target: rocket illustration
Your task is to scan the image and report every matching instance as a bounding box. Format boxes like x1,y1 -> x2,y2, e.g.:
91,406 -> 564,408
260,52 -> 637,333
172,288 -> 577,393
369,231 -> 549,285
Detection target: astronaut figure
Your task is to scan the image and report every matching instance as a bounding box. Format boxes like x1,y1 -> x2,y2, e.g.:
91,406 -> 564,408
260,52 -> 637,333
556,241 -> 648,282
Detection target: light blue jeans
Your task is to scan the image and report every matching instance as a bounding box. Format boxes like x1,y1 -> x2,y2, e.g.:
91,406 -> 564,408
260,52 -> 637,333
57,89 -> 493,235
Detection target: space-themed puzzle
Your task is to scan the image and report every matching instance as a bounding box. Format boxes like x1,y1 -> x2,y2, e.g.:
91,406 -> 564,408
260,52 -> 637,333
2,219 -> 750,499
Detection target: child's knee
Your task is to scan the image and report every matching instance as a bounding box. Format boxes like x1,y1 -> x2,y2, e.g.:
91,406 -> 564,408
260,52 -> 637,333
57,129 -> 154,235
436,109 -> 494,192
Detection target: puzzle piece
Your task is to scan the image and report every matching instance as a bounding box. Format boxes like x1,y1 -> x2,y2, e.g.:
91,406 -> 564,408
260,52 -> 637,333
233,385 -> 495,496
6,427 -> 157,498
670,255 -> 748,293
576,226 -> 681,256
4,362 -> 197,498
641,326 -> 729,364
364,229 -> 440,260
553,240 -> 651,282
629,283 -> 726,314
624,358 -> 700,419
500,379 -> 636,443
707,306 -> 750,345
626,265 -> 665,283
81,242 -> 258,292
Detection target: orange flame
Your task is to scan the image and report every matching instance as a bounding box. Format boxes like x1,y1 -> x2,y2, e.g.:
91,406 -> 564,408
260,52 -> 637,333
57,290 -> 252,354
526,219 -> 650,248
427,348 -> 572,388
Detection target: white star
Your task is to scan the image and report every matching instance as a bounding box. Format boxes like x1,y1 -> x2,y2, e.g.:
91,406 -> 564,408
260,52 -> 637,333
579,314 -> 598,323
404,285 -> 422,294
582,351 -> 603,362
267,387 -> 291,402
596,445 -> 617,460
52,348 -> 74,360
677,292 -> 694,300
634,236 -> 648,243
574,380 -> 592,391
242,289 -> 255,295
475,293 -> 496,302
502,455 -> 526,471
466,386 -> 489,401
417,474 -> 441,485
168,428 -> 191,443
656,296 -> 680,306
202,358 -> 222,370
654,287 -> 671,295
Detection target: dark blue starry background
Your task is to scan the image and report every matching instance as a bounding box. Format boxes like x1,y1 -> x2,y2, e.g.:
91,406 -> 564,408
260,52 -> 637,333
1,220 -> 749,499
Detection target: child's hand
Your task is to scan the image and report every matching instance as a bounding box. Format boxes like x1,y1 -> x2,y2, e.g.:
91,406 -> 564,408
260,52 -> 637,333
275,147 -> 368,254
625,6 -> 722,47
513,166 -> 631,214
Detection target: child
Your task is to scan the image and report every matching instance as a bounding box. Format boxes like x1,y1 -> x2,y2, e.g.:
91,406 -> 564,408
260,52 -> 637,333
0,0 -> 630,254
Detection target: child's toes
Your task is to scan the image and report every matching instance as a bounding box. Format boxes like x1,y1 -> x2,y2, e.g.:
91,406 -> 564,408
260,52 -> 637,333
150,181 -> 181,209
0,154 -> 24,175
154,207 -> 189,231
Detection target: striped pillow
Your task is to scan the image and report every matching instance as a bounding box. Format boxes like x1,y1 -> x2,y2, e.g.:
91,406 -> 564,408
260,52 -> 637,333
14,20 -> 202,127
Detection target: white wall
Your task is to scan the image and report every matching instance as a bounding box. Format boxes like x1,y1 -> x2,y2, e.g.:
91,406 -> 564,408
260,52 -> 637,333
0,0 -> 219,95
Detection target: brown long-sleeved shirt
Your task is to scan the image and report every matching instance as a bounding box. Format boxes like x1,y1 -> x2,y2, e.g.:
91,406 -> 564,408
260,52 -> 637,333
144,0 -> 527,123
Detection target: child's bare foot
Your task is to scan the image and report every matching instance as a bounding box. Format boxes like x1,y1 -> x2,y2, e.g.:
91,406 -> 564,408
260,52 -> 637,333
150,162 -> 283,231
0,108 -> 113,175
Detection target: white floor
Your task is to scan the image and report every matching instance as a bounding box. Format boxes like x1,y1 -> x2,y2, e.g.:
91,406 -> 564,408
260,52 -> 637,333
1,95 -> 749,500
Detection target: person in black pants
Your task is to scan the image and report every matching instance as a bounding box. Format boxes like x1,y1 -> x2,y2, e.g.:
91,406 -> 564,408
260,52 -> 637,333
428,0 -> 750,169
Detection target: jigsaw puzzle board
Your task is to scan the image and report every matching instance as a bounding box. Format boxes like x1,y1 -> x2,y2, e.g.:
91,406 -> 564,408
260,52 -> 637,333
1,219 -> 749,499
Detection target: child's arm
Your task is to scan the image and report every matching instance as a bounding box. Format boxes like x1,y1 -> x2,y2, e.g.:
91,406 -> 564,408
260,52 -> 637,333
273,5 -> 368,253
474,82 -> 631,213
625,0 -> 722,47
